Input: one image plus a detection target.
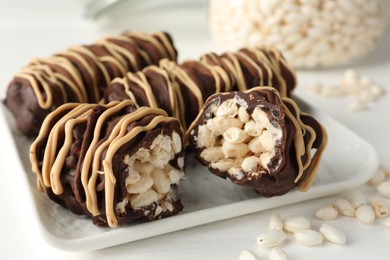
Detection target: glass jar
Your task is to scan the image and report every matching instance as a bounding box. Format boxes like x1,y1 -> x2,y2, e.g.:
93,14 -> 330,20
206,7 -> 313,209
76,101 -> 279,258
209,0 -> 388,68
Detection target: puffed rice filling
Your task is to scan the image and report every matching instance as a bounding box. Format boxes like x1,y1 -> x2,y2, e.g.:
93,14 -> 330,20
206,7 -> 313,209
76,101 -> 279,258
194,98 -> 283,180
116,132 -> 184,216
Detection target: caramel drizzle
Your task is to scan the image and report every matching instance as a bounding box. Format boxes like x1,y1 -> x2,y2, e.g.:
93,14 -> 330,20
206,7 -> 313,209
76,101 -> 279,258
30,103 -> 81,191
16,68 -> 56,109
236,52 -> 266,88
14,31 -> 176,109
298,123 -> 328,191
30,101 -> 122,193
206,47 -> 296,97
41,104 -> 97,192
55,49 -> 100,102
201,62 -> 232,93
147,66 -> 179,118
67,45 -> 112,96
81,101 -> 133,214
29,57 -> 88,102
121,31 -> 177,62
50,110 -> 91,194
264,87 -> 327,189
160,60 -> 204,115
111,77 -> 139,107
225,48 -> 293,96
127,72 -> 159,108
251,87 -> 327,188
104,35 -> 152,66
221,53 -> 247,91
96,38 -> 136,72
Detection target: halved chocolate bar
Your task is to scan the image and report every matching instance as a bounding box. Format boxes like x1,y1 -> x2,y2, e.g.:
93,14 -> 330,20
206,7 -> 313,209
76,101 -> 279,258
30,100 -> 185,227
187,87 -> 327,197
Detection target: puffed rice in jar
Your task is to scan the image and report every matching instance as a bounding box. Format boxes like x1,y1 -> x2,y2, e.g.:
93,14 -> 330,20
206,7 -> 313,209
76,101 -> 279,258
209,0 -> 388,68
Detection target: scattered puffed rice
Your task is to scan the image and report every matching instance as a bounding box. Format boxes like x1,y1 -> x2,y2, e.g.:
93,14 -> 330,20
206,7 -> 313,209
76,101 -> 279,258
269,214 -> 284,231
377,182 -> 390,198
371,85 -> 386,96
241,178 -> 390,257
319,224 -> 347,245
384,167 -> 390,178
239,249 -> 259,260
345,190 -> 367,208
341,69 -> 359,92
256,230 -> 287,248
368,167 -> 387,186
321,86 -> 346,98
356,204 -> 375,224
283,216 -> 311,233
308,69 -> 386,112
315,206 -> 339,220
307,82 -> 323,94
334,198 -> 356,217
269,247 -> 289,260
384,218 -> 390,229
348,100 -> 368,112
294,229 -> 323,246
370,197 -> 389,218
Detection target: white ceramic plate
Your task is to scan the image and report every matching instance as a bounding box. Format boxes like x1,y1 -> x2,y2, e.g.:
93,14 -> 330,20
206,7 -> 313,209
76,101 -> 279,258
0,97 -> 379,252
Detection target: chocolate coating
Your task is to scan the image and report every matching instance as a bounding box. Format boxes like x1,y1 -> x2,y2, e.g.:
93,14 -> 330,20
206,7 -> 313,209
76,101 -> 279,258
187,87 -> 327,197
3,31 -> 178,136
30,101 -> 185,227
200,47 -> 296,97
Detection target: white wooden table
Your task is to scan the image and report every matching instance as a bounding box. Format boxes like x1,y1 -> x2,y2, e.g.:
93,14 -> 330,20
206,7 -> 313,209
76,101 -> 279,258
1,1 -> 389,259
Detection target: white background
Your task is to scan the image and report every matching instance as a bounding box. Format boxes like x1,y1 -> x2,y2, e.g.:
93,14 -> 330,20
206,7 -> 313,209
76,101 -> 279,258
0,0 -> 390,259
